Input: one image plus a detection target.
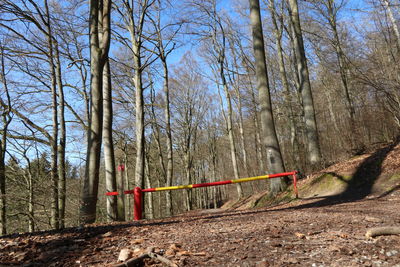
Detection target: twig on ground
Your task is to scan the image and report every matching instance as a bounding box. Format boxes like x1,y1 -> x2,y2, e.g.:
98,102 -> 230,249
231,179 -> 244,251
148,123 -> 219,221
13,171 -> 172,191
148,252 -> 178,267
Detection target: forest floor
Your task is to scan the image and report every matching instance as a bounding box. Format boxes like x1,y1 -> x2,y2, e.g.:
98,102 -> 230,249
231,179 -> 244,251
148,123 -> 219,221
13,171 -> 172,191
1,141 -> 400,267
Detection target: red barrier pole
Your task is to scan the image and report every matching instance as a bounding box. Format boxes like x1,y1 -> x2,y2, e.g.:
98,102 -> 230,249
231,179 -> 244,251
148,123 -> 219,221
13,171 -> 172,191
134,187 -> 143,221
292,172 -> 299,198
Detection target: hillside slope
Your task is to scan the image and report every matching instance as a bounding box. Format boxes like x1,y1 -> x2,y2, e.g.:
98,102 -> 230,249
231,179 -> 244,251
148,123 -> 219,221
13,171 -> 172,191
298,140 -> 400,199
229,140 -> 400,210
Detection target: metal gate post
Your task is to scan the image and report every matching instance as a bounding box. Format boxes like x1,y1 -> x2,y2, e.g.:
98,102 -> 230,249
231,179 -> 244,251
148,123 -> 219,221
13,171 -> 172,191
134,187 -> 143,220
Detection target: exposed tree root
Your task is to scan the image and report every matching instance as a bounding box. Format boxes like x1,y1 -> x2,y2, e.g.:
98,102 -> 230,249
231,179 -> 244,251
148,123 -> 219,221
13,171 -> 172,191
365,226 -> 400,238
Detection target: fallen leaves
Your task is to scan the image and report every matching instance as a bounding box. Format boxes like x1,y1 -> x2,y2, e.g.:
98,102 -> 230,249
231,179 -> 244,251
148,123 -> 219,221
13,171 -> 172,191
1,191 -> 399,266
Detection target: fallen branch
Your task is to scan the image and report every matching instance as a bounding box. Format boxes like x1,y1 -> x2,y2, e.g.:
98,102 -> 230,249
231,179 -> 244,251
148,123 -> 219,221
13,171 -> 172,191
113,252 -> 178,267
365,226 -> 400,238
113,254 -> 149,267
148,252 -> 178,267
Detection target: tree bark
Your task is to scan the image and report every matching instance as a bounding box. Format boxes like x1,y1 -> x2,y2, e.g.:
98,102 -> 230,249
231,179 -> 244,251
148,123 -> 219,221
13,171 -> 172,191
123,0 -> 146,189
162,59 -> 173,217
103,59 -> 118,222
248,0 -> 286,194
213,12 -> 243,198
382,0 -> 400,51
151,5 -> 175,216
288,0 -> 322,166
0,46 -> 11,235
133,47 -> 145,189
0,115 -> 7,236
27,170 -> 35,232
323,0 -> 359,150
44,0 -> 59,230
269,0 -> 298,169
144,152 -> 154,219
55,43 -> 67,229
117,162 -> 125,221
80,0 -> 111,224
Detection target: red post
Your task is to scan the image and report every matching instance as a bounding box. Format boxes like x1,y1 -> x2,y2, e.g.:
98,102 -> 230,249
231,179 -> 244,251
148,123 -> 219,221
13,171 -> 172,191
134,187 -> 143,221
292,172 -> 299,198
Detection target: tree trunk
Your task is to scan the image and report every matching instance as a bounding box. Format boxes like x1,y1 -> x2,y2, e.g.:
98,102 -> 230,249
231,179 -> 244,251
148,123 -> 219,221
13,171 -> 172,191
162,59 -> 173,217
129,38 -> 145,190
184,151 -> 192,210
269,0 -> 298,170
231,78 -> 250,179
249,86 -> 266,174
382,0 -> 400,51
221,81 -> 243,197
0,46 -> 11,235
103,59 -> 118,222
0,122 -> 6,235
117,163 -> 125,221
134,68 -> 145,189
325,0 -> 359,150
216,31 -> 243,198
209,131 -> 218,208
288,0 -> 322,166
228,42 -> 250,178
45,0 -> 59,229
249,0 -> 287,194
55,44 -> 67,229
123,151 -> 130,220
144,153 -> 153,219
80,0 -> 111,224
28,172 -> 35,233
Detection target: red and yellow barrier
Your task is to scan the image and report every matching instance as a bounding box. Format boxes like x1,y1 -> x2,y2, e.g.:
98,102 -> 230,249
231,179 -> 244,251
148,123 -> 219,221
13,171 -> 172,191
106,171 -> 298,220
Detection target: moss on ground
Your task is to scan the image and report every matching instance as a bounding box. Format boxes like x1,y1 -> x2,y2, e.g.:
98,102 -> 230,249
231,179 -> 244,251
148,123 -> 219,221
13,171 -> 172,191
298,173 -> 351,198
254,190 -> 295,208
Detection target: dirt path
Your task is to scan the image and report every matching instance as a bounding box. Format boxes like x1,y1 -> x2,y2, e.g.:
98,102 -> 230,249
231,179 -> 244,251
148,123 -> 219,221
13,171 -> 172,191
1,189 -> 400,266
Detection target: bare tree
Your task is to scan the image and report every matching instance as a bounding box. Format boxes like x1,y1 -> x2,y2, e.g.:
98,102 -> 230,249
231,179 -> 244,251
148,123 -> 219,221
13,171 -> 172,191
114,0 -> 156,190
248,0 -> 287,194
0,43 -> 12,235
171,53 -> 209,210
193,0 -> 243,197
381,0 -> 400,51
288,0 -> 322,166
268,0 -> 299,169
80,0 -> 112,224
103,59 -> 118,221
148,0 -> 181,216
308,0 -> 361,151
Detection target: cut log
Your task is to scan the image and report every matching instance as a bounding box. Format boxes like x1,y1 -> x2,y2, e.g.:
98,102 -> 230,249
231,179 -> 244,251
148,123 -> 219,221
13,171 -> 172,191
365,226 -> 400,238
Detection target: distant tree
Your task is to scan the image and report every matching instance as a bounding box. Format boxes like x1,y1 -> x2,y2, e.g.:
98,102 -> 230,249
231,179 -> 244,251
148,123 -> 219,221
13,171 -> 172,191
192,0 -> 243,197
171,54 -> 209,210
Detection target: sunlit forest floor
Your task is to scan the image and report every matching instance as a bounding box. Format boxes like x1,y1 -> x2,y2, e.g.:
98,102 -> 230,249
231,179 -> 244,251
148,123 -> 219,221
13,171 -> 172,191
1,142 -> 400,266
